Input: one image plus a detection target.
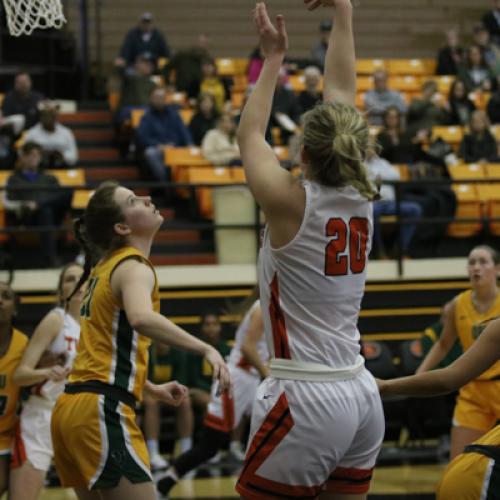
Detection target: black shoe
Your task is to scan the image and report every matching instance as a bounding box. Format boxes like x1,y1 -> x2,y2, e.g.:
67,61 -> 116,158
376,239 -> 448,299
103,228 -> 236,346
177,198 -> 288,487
157,475 -> 176,496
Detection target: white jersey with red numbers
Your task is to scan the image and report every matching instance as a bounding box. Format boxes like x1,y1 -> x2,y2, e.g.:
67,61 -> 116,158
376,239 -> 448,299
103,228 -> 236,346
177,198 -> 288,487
33,307 -> 80,402
12,308 -> 81,472
228,300 -> 269,375
258,181 -> 373,371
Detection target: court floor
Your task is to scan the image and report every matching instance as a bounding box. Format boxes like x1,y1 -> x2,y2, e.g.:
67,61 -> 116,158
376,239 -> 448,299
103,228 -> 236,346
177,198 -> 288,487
36,463 -> 445,499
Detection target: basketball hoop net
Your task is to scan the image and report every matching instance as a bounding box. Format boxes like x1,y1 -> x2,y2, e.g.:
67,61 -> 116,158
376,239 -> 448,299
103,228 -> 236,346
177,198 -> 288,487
3,0 -> 66,37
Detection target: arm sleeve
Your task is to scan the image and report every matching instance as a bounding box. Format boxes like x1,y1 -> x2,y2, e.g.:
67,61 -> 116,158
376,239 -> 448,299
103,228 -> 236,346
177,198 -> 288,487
62,128 -> 78,165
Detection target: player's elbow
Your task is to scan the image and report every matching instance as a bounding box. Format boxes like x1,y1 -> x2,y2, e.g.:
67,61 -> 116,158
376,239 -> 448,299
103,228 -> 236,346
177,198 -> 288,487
128,312 -> 151,332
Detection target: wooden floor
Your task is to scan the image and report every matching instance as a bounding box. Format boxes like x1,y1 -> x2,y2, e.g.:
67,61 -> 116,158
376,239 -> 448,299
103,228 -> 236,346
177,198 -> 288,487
34,464 -> 445,499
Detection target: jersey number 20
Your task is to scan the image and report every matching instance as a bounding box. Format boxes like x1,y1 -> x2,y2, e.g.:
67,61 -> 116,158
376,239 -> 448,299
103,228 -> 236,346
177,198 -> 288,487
325,217 -> 368,276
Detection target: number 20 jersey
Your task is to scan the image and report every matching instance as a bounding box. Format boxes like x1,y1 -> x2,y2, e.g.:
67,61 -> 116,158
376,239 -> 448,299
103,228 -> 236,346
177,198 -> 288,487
258,181 -> 373,368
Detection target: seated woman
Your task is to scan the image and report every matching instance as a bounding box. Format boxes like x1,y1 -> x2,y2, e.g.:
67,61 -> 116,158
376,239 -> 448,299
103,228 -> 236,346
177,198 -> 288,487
365,147 -> 422,259
376,106 -> 418,164
447,78 -> 476,126
459,110 -> 499,163
201,113 -> 241,165
189,93 -> 219,146
457,45 -> 494,92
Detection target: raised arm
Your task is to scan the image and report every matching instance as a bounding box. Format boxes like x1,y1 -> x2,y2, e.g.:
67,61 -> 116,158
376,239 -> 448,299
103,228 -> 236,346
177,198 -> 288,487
237,3 -> 304,220
380,317 -> 500,398
112,259 -> 230,392
305,0 -> 356,105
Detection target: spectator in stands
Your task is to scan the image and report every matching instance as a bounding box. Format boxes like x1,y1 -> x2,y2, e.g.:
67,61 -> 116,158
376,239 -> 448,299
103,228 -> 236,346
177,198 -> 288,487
114,12 -> 170,69
472,23 -> 500,75
137,86 -> 193,187
116,53 -> 157,125
3,142 -> 72,267
406,80 -> 449,137
459,110 -> 499,163
199,58 -> 230,113
366,147 -> 422,259
377,106 -> 418,164
24,101 -> 78,168
186,313 -> 230,414
247,45 -> 265,85
1,72 -> 43,132
270,67 -> 302,144
436,29 -> 464,76
189,92 -> 219,146
201,113 -> 241,166
298,66 -> 322,114
482,0 -> 500,46
310,20 -> 332,70
364,69 -> 407,125
487,75 -> 500,122
457,45 -> 495,92
448,78 -> 476,126
163,34 -> 211,99
143,344 -> 193,470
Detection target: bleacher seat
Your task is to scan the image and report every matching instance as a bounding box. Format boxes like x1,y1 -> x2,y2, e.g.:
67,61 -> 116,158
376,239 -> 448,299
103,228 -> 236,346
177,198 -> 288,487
185,166 -> 233,219
163,146 -> 212,182
388,76 -> 420,93
393,164 -> 410,181
447,183 -> 482,237
356,59 -> 386,75
431,126 -> 464,146
216,58 -> 248,77
387,59 -> 434,76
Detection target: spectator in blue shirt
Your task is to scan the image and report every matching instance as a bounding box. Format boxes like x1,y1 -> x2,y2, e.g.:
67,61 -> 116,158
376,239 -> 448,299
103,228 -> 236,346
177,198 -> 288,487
114,12 -> 170,69
137,86 -> 193,189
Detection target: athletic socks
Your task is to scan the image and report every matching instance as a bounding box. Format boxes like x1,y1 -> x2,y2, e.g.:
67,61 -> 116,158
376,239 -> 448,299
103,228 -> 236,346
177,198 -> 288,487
179,436 -> 192,454
146,439 -> 159,456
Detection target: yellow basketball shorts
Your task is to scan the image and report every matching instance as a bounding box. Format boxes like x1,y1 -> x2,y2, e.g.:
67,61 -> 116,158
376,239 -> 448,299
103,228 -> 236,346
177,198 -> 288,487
51,392 -> 151,489
437,445 -> 500,499
453,380 -> 500,432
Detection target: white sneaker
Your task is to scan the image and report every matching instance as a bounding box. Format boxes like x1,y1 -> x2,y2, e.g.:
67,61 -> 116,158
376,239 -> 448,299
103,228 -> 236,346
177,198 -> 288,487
150,453 -> 169,472
229,443 -> 246,462
208,451 -> 222,464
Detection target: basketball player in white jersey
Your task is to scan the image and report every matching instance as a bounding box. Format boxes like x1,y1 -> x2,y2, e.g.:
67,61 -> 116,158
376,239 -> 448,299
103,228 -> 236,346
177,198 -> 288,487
9,263 -> 84,500
157,298 -> 269,496
235,2 -> 385,499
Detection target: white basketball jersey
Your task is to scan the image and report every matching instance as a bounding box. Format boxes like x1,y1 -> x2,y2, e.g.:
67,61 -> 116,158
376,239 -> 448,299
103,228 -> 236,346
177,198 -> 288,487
36,307 -> 80,402
258,181 -> 373,368
228,300 -> 269,375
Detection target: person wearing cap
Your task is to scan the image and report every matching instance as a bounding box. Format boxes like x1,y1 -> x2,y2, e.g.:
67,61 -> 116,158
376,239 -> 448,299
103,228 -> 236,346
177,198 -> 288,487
310,19 -> 332,69
115,12 -> 170,69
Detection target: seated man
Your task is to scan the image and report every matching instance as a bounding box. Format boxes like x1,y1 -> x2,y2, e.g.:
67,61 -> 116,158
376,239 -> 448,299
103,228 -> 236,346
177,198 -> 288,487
136,87 -> 193,200
1,72 -> 44,133
364,69 -> 407,125
3,142 -> 72,267
114,12 -> 170,69
116,53 -> 157,126
24,102 -> 78,168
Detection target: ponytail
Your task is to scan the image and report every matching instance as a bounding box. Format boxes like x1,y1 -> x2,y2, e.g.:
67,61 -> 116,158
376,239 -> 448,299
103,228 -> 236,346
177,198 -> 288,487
66,217 -> 94,305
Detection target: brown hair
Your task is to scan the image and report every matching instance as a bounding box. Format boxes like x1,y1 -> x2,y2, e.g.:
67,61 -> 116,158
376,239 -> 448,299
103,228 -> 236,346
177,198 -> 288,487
67,181 -> 125,301
57,262 -> 83,307
302,102 -> 378,200
471,245 -> 500,265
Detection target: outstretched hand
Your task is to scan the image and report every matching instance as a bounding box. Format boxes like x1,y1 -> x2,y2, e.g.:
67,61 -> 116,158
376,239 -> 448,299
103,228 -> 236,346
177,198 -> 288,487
254,2 -> 288,59
303,0 -> 351,11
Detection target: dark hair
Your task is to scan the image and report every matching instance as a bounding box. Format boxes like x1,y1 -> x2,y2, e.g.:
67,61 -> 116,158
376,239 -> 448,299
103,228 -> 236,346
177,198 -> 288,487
302,102 -> 378,200
67,181 -> 125,302
448,78 -> 468,102
382,106 -> 402,129
57,262 -> 83,307
20,141 -> 43,156
201,312 -> 220,324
